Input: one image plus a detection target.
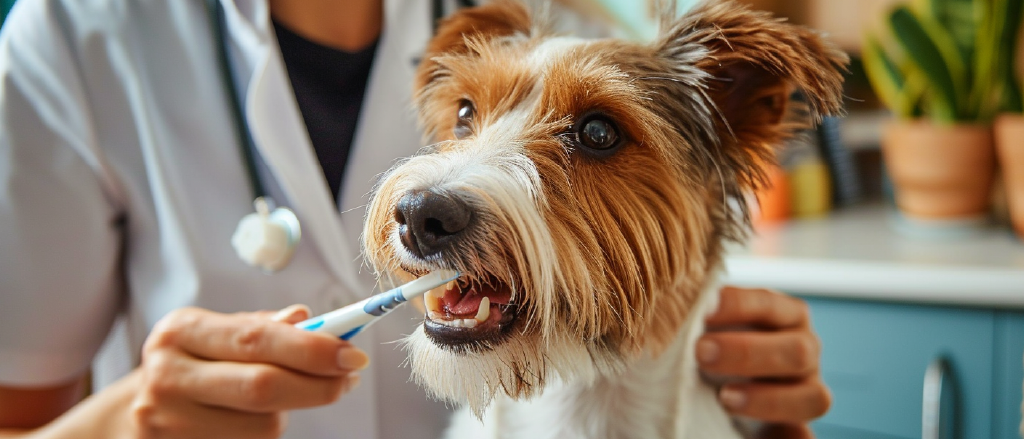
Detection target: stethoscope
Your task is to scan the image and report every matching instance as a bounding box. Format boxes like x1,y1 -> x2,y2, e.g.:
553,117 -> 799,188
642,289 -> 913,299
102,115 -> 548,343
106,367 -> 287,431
206,0 -> 473,272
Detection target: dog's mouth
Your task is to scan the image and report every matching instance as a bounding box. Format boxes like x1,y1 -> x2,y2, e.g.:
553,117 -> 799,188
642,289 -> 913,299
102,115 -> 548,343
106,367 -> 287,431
421,273 -> 520,349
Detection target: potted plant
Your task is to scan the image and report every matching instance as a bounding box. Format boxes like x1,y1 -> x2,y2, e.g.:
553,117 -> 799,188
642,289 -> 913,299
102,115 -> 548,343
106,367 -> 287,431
991,0 -> 1024,238
863,0 -> 1002,223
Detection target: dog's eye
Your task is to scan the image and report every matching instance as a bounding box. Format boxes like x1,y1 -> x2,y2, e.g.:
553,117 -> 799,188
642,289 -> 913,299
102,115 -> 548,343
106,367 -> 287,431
576,116 -> 620,152
454,100 -> 475,139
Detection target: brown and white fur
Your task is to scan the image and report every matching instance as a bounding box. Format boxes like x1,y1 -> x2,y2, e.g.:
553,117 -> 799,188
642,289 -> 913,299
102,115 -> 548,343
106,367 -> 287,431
362,1 -> 847,437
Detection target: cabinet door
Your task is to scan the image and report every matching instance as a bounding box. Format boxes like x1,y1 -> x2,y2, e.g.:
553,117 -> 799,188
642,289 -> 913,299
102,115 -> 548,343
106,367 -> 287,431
800,297 -> 995,439
994,312 -> 1024,439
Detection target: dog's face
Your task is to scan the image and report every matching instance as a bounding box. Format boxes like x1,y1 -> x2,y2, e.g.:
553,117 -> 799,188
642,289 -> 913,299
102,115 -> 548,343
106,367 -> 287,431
363,0 -> 845,413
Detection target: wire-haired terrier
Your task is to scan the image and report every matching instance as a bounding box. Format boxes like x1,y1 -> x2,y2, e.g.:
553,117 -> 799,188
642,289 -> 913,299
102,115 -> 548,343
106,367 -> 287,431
363,1 -> 846,437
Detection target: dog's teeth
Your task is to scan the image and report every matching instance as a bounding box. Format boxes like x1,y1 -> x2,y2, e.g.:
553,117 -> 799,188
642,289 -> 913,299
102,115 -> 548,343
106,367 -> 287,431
425,290 -> 442,313
428,310 -> 444,321
430,317 -> 480,329
475,297 -> 491,323
425,283 -> 448,313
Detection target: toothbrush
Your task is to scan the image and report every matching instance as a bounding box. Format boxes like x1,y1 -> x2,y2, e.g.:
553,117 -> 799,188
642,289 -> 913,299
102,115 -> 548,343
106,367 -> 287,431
295,269 -> 460,340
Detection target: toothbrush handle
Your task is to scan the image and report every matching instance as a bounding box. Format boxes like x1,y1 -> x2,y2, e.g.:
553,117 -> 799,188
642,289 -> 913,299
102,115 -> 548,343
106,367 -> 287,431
293,286 -> 408,339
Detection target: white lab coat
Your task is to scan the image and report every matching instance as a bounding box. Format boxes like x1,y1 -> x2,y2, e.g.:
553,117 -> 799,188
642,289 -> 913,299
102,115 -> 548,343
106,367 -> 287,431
0,0 -> 457,437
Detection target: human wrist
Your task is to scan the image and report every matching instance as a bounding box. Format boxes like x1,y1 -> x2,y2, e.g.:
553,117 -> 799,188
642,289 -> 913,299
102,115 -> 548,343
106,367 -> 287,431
27,370 -> 141,439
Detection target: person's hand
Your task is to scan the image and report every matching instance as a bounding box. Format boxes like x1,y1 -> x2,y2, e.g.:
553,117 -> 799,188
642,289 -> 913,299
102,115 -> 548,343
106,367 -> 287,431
126,305 -> 368,439
697,287 -> 831,439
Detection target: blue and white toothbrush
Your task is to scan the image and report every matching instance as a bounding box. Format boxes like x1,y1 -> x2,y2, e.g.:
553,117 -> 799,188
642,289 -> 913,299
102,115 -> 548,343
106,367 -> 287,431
294,269 -> 460,340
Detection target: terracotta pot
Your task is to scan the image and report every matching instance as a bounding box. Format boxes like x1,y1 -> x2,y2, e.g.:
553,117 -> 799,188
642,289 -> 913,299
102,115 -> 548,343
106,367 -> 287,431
882,120 -> 996,220
995,114 -> 1024,238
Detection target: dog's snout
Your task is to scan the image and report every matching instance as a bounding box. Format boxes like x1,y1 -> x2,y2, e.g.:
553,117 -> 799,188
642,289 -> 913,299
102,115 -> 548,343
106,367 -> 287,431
395,189 -> 472,258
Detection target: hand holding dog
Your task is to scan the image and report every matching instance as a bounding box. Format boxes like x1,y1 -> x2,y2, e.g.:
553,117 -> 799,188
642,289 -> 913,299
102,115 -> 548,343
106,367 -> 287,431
698,287 -> 831,439
122,305 -> 367,439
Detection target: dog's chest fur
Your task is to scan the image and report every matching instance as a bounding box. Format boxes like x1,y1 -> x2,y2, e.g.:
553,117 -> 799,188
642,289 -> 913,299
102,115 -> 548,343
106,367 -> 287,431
443,283 -> 743,439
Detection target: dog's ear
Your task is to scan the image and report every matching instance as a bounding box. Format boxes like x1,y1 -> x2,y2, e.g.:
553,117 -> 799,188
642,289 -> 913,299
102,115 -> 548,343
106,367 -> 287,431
415,0 -> 532,91
657,1 -> 848,191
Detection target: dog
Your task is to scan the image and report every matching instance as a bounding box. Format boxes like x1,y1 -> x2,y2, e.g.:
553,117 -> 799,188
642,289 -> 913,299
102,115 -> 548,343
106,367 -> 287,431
362,1 -> 846,437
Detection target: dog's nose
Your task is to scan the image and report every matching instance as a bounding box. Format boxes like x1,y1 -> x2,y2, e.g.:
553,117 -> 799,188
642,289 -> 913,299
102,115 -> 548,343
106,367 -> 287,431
394,189 -> 472,258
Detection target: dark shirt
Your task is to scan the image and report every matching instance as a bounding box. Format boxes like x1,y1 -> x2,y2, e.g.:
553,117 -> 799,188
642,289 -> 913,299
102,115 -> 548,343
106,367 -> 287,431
273,20 -> 378,205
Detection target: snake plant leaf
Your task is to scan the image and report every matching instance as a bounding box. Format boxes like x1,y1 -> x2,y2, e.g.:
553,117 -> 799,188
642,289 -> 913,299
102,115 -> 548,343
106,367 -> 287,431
995,0 -> 1024,113
889,5 -> 965,122
864,35 -> 925,118
863,36 -> 906,114
973,0 -> 998,119
900,67 -> 929,118
915,0 -> 979,64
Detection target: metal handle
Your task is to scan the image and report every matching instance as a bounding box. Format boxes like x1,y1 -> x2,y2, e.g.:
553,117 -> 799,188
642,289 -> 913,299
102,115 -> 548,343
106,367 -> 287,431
922,356 -> 959,439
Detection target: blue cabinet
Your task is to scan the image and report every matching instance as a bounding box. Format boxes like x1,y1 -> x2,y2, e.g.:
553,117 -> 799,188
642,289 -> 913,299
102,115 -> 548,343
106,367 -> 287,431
798,297 -> 1023,439
994,313 -> 1024,439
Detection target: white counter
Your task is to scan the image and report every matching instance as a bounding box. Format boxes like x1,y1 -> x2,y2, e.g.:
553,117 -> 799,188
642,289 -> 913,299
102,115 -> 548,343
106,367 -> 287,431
724,204 -> 1024,308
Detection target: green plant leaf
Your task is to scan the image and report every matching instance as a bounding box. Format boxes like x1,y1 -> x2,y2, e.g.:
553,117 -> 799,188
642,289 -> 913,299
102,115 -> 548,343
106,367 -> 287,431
889,6 -> 965,122
863,35 -> 928,118
863,36 -> 909,116
900,67 -> 929,117
917,0 -> 979,63
995,0 -> 1024,113
973,0 -> 998,119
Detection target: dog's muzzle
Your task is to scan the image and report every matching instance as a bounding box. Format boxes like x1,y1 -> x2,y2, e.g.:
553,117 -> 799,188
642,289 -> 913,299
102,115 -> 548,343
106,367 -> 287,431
393,188 -> 522,350
394,188 -> 473,259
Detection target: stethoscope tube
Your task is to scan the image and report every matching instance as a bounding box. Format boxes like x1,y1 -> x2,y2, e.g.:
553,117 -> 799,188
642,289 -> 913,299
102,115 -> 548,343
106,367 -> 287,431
208,0 -> 475,272
208,0 -> 303,272
206,0 -> 267,201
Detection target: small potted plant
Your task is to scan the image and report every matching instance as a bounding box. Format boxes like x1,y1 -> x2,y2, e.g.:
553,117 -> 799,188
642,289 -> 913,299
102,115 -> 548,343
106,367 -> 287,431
863,0 -> 1002,223
991,0 -> 1024,238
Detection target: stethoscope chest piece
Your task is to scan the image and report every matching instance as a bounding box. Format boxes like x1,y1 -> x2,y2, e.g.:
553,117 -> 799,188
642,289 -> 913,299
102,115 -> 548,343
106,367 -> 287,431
232,197 -> 302,273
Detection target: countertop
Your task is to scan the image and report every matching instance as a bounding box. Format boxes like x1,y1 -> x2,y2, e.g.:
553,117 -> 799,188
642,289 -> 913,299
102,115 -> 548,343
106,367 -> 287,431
724,204 -> 1024,308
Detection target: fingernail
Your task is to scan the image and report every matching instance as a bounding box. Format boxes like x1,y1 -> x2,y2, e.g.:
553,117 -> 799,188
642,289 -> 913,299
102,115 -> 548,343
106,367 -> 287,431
696,339 -> 719,364
337,347 -> 370,370
344,373 -> 362,393
720,388 -> 746,410
272,304 -> 311,322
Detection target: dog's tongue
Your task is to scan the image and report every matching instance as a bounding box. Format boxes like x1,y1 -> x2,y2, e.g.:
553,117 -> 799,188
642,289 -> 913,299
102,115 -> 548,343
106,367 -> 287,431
442,284 -> 512,316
